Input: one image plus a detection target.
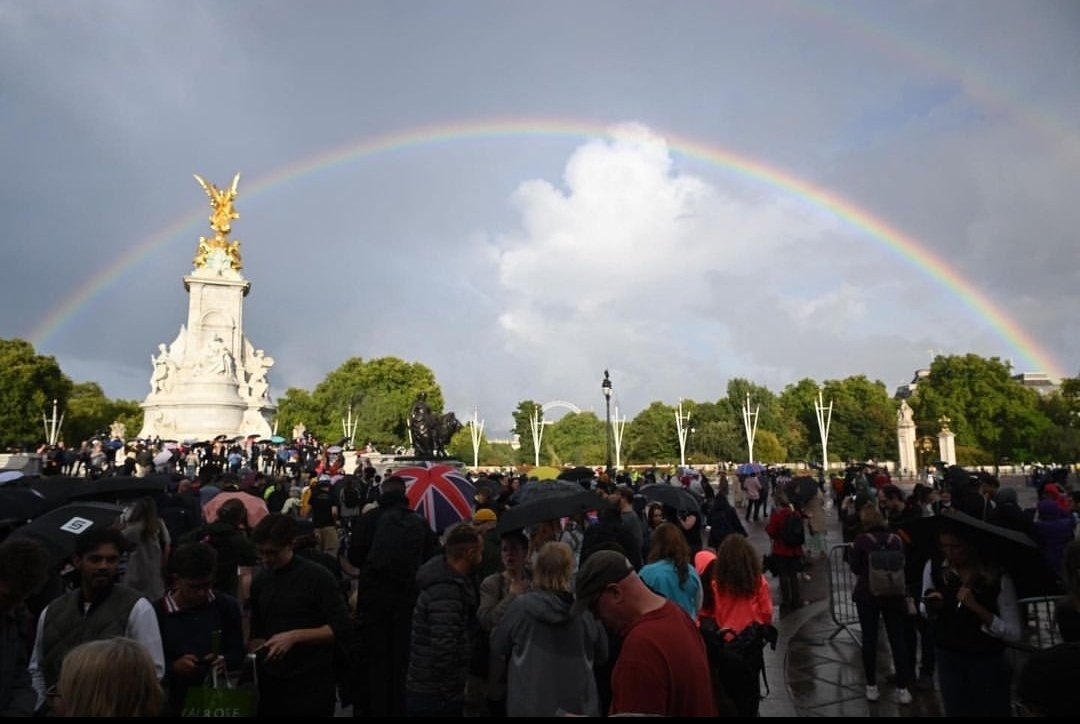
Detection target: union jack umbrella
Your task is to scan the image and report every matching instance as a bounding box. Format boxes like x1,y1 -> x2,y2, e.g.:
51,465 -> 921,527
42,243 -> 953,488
398,463 -> 477,533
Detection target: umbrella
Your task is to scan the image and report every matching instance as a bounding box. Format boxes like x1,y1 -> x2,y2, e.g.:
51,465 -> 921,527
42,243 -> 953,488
556,466 -> 596,483
153,450 -> 174,466
511,478 -> 587,506
638,483 -> 702,513
788,475 -> 820,507
327,445 -> 343,454
736,462 -> 764,476
214,434 -> 229,442
0,487 -> 54,524
64,475 -> 171,503
900,509 -> 1062,599
528,466 -> 561,481
202,490 -> 270,527
9,501 -> 124,568
270,435 -> 286,444
397,463 -> 477,533
0,470 -> 25,485
495,490 -> 610,534
105,439 -> 125,450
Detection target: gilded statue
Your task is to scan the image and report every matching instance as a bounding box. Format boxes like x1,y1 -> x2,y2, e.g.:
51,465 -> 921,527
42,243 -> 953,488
192,173 -> 244,272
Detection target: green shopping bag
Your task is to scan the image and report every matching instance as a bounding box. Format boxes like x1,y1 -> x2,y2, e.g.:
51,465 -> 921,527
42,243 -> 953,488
181,658 -> 258,717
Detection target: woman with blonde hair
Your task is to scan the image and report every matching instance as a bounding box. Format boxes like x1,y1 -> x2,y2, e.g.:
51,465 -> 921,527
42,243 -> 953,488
121,496 -> 171,601
638,521 -> 702,621
490,541 -> 607,716
56,637 -> 163,717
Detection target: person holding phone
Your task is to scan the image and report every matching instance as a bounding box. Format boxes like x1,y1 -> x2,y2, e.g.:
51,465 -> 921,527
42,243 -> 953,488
154,542 -> 245,717
919,528 -> 1020,717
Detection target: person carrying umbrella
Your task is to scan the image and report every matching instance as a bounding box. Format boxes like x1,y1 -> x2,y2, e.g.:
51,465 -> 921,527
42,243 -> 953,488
919,522 -> 1021,717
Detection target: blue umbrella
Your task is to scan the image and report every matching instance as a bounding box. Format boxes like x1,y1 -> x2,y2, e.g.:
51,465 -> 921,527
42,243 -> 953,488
736,462 -> 764,476
269,435 -> 286,444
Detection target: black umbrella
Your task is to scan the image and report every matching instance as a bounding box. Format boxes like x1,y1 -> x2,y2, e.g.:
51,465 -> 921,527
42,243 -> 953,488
494,491 -> 611,534
788,476 -> 820,507
556,466 -> 596,484
9,501 -> 124,568
0,487 -> 54,525
61,474 -> 171,503
638,483 -> 702,514
511,478 -> 586,506
899,509 -> 1062,599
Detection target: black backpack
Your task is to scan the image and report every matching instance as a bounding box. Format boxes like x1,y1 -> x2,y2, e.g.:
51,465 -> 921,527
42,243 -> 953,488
342,483 -> 360,509
780,512 -> 805,547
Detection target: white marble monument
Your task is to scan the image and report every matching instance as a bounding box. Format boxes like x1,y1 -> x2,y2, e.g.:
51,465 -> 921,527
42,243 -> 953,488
138,174 -> 277,441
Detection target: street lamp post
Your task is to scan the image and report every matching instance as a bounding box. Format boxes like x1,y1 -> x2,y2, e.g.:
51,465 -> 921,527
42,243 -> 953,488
602,370 -> 613,479
741,392 -> 760,464
675,399 -> 692,467
612,403 -> 627,474
814,388 -> 833,476
529,404 -> 544,468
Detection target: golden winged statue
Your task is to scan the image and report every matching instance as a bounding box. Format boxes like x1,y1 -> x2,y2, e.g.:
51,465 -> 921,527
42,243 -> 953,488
192,173 -> 243,272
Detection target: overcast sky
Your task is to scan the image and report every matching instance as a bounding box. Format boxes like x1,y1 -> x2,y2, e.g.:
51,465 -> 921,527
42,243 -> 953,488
2,0 -> 1078,436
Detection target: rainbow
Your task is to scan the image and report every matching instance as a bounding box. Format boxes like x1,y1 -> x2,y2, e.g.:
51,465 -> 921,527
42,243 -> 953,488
27,118 -> 1068,379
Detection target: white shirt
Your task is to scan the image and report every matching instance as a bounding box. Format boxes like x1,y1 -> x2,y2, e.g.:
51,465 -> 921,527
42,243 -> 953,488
27,595 -> 165,708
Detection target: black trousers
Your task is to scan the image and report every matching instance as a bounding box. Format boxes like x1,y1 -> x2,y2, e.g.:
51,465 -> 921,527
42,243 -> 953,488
257,666 -> 337,717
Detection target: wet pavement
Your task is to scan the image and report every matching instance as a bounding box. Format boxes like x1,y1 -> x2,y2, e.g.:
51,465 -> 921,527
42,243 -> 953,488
749,475 -> 1039,717
745,488 -> 946,717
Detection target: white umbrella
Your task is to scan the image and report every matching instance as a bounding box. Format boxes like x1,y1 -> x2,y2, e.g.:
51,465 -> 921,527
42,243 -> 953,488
153,450 -> 173,466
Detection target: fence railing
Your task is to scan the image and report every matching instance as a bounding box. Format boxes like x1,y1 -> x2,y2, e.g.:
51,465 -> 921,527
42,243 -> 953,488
825,542 -> 859,643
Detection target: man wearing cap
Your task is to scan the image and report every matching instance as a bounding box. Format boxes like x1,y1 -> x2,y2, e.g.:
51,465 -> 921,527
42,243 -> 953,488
472,508 -> 501,581
573,550 -> 716,716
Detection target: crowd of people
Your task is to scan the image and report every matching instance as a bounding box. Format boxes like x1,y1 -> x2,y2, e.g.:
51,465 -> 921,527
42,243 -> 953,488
2,445 -> 1078,717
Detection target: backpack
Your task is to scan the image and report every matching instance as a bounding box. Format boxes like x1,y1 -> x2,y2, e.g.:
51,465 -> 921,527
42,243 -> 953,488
780,512 -> 805,547
363,506 -> 431,587
701,622 -> 778,717
342,483 -> 360,509
867,534 -> 906,598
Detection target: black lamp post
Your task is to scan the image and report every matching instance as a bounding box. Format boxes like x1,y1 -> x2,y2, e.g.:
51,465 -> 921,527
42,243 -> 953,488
602,370 -> 613,480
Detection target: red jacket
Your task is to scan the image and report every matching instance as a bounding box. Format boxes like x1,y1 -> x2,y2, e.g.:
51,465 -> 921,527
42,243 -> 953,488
765,505 -> 804,557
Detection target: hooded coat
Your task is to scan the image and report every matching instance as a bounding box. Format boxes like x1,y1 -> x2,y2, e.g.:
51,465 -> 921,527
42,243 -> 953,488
1031,499 -> 1076,577
490,589 -> 608,717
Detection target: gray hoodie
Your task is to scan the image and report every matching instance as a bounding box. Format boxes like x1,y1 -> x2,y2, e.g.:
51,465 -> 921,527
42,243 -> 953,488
490,589 -> 608,717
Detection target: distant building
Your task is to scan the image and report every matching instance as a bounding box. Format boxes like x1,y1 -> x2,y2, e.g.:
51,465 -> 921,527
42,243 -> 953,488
894,367 -> 1060,399
894,368 -> 930,400
1012,372 -> 1060,396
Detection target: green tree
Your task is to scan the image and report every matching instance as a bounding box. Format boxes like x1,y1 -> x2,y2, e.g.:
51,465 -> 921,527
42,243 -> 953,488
275,356 -> 442,450
511,400 -> 543,465
910,354 -> 1051,463
547,412 -> 605,467
625,401 -> 679,465
64,382 -> 141,446
753,429 -> 787,464
0,339 -> 73,450
1037,378 -> 1080,462
825,375 -> 896,463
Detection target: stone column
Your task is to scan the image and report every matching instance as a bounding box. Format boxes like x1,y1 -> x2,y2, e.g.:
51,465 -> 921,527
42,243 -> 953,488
896,400 -> 917,479
937,416 -> 956,466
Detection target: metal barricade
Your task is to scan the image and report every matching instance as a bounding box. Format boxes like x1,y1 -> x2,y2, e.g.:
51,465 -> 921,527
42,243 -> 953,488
826,542 -> 859,643
1016,595 -> 1065,651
